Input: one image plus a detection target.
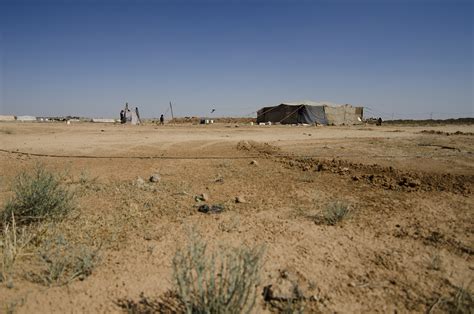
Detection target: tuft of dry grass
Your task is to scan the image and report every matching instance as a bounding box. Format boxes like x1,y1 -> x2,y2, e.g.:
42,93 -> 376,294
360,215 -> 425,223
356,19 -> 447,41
315,201 -> 351,225
173,232 -> 265,314
427,252 -> 443,271
0,214 -> 33,288
443,285 -> 473,314
28,235 -> 101,286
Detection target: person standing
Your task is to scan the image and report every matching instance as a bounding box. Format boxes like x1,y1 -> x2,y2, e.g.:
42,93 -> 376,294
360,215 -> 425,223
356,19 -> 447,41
160,114 -> 164,125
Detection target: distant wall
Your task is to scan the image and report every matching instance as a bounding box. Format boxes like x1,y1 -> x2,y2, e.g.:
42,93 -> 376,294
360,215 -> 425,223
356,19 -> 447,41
92,118 -> 116,123
0,115 -> 16,121
324,105 -> 363,125
16,115 -> 37,121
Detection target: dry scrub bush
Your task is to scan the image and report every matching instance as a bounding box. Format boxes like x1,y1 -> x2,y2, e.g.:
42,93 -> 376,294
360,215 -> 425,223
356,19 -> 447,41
441,285 -> 473,314
3,297 -> 26,314
173,234 -> 265,314
317,201 -> 351,225
2,165 -> 74,226
30,235 -> 100,286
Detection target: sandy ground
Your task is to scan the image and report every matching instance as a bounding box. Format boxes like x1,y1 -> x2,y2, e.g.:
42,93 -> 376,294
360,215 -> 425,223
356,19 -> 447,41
0,121 -> 473,313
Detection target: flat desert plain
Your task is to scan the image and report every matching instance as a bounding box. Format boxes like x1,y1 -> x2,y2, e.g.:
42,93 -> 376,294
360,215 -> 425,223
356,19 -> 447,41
0,122 -> 473,313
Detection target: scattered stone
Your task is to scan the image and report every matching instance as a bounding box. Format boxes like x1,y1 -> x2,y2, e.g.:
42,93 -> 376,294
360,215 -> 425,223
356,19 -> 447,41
352,175 -> 359,181
250,160 -> 258,166
235,196 -> 246,203
195,193 -> 209,202
197,204 -> 210,212
136,177 -> 145,186
149,173 -> 161,183
315,164 -> 324,172
398,176 -> 420,188
408,179 -> 421,188
197,204 -> 224,214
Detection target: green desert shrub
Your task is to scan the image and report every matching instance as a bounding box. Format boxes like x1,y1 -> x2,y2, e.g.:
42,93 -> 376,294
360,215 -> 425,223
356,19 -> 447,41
173,234 -> 265,314
2,165 -> 74,226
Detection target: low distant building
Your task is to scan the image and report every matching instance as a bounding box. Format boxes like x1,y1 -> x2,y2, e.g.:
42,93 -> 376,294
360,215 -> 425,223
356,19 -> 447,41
16,115 -> 37,122
92,118 -> 116,123
0,115 -> 15,121
257,101 -> 363,125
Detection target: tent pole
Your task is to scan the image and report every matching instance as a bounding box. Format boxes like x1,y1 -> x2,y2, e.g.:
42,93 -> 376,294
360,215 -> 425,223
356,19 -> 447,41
170,101 -> 174,120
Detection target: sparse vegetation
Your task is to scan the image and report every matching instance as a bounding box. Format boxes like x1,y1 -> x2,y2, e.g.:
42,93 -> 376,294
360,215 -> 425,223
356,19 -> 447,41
315,201 -> 351,225
30,235 -> 100,286
0,129 -> 13,135
427,252 -> 442,271
0,122 -> 473,312
172,233 -> 265,314
3,296 -> 26,314
0,214 -> 33,288
432,284 -> 474,314
448,286 -> 473,314
2,165 -> 75,226
77,169 -> 100,194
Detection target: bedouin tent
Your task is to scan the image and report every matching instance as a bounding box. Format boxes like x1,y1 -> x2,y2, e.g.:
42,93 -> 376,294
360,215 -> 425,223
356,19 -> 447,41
257,102 -> 328,125
257,101 -> 364,125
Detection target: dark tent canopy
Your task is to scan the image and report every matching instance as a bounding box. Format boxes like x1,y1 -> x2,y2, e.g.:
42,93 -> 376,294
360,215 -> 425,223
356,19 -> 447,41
257,104 -> 328,125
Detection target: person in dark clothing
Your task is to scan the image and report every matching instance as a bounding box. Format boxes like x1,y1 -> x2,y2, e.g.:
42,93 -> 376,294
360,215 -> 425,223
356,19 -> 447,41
159,114 -> 164,125
120,110 -> 125,124
376,117 -> 382,126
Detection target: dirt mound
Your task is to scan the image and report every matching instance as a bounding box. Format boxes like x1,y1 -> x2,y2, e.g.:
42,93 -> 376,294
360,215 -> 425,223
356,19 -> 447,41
278,157 -> 472,195
238,141 -> 472,195
419,130 -> 474,136
385,118 -> 474,126
237,140 -> 281,155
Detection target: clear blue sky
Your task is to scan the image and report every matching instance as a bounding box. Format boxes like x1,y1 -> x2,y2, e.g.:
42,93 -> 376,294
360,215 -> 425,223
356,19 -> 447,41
0,0 -> 472,119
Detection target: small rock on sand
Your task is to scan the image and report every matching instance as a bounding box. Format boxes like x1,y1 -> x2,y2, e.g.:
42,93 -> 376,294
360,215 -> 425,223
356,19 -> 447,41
149,173 -> 161,183
195,193 -> 209,202
235,196 -> 246,203
198,204 -> 224,214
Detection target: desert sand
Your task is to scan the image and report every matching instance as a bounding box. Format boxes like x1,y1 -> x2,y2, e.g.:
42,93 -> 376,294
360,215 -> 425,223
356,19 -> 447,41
0,121 -> 472,313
